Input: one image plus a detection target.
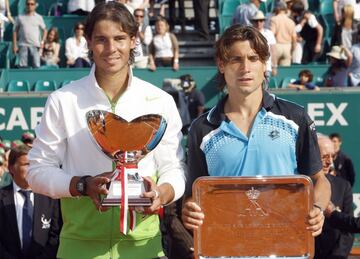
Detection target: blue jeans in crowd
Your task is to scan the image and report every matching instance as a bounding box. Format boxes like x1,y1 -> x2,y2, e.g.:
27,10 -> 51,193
18,45 -> 40,68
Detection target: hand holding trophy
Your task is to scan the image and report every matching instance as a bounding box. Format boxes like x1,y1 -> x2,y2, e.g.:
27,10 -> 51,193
86,110 -> 167,234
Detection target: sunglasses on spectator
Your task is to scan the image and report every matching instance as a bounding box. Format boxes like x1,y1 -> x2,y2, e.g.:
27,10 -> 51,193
26,2 -> 35,5
76,27 -> 85,30
135,14 -> 144,18
253,20 -> 265,23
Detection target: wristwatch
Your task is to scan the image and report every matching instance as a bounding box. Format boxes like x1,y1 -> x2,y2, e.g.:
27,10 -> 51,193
76,175 -> 91,196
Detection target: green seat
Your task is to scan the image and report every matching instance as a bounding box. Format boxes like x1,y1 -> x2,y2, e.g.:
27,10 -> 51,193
319,0 -> 333,15
60,80 -> 73,88
0,42 -> 10,69
222,0 -> 240,15
33,80 -> 57,92
6,80 -> 31,92
308,0 -> 320,14
268,77 -> 278,89
259,1 -> 268,14
39,64 -> 59,69
319,14 -> 335,39
219,15 -> 233,33
315,76 -> 324,86
281,77 -> 297,88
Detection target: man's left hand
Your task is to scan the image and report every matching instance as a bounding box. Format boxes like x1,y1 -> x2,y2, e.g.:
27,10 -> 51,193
140,176 -> 163,215
307,206 -> 325,236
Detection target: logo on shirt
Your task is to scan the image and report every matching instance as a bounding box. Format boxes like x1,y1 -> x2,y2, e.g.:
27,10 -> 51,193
268,130 -> 280,140
41,214 -> 51,229
309,122 -> 316,131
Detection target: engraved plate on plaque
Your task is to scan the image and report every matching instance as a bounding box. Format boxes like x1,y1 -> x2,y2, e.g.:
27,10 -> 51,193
193,176 -> 314,259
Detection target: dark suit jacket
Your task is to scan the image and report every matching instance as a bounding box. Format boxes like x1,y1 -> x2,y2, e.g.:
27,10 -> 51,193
314,174 -> 354,259
334,150 -> 356,187
329,211 -> 360,233
0,183 -> 62,259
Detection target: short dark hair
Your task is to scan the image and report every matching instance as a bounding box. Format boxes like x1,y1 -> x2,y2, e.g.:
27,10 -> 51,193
8,145 -> 30,167
291,0 -> 305,15
215,25 -> 270,90
84,2 -> 138,64
329,132 -> 342,141
299,69 -> 313,82
73,22 -> 85,33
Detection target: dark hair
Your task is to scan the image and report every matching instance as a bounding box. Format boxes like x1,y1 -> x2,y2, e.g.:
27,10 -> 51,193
329,132 -> 342,141
73,22 -> 85,33
215,25 -> 270,90
299,69 -> 313,82
291,0 -> 305,16
8,145 -> 30,167
84,2 -> 138,64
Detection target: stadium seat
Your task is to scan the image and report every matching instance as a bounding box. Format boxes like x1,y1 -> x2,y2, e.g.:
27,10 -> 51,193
319,0 -> 334,15
39,65 -> 59,70
280,77 -> 297,88
308,0 -> 320,14
222,0 -> 240,15
315,76 -> 324,86
6,80 -> 31,92
319,14 -> 335,39
268,77 -> 278,89
60,80 -> 73,88
0,42 -> 11,69
219,15 -> 233,33
33,80 -> 57,92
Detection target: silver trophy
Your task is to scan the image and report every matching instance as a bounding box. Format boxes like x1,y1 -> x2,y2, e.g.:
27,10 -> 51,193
86,110 -> 167,207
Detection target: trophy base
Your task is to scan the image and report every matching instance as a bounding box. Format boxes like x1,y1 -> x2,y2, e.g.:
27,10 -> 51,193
101,197 -> 152,207
101,176 -> 152,207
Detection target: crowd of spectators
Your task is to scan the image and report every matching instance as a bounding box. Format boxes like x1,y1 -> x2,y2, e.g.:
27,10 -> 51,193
1,0 -> 360,84
231,0 -> 360,87
4,0 -> 185,71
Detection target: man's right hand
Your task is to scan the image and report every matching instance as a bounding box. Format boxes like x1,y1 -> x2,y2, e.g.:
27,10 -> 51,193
181,199 -> 205,231
70,172 -> 113,212
85,172 -> 113,212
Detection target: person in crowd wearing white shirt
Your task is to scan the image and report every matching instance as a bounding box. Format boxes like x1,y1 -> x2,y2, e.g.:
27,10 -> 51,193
67,0 -> 95,15
106,0 -> 135,14
0,0 -> 14,41
251,10 -> 277,76
232,0 -> 265,26
333,0 -> 360,25
65,22 -> 91,68
149,15 -> 179,71
133,8 -> 153,68
349,32 -> 360,86
0,145 -> 62,258
27,2 -> 186,258
331,4 -> 356,50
